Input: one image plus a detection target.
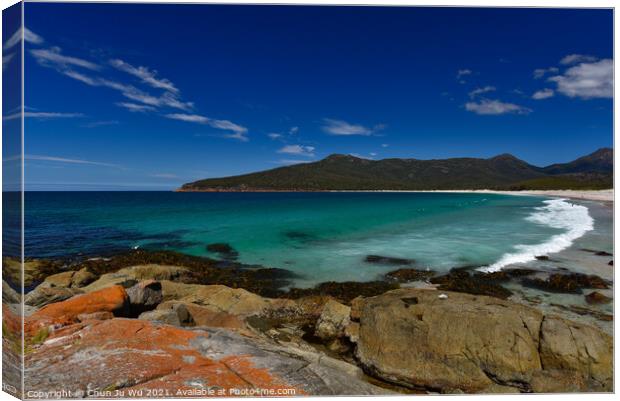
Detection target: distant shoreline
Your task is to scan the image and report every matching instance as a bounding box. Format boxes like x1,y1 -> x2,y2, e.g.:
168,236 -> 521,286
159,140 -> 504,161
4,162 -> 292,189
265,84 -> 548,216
176,188 -> 613,202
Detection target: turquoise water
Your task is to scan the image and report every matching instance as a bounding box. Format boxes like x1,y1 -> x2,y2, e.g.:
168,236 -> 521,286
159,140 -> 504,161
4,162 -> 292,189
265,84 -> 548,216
23,192 -> 594,287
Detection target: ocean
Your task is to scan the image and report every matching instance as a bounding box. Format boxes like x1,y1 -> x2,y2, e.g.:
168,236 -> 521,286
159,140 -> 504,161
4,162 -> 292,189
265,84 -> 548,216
19,191 -> 610,287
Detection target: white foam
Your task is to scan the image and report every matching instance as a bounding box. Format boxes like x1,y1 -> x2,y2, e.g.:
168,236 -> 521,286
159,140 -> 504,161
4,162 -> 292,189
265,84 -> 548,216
479,198 -> 594,273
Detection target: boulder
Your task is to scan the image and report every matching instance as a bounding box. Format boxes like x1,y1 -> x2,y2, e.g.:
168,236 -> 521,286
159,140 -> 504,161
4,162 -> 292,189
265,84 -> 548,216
26,285 -> 129,334
126,280 -> 163,314
24,286 -> 83,308
585,291 -> 612,305
355,289 -> 544,393
76,311 -> 114,322
160,281 -> 271,317
315,300 -> 351,341
2,280 -> 20,304
138,303 -> 193,327
43,271 -> 75,288
71,268 -> 96,287
355,288 -> 613,393
539,315 -> 612,391
83,264 -> 191,293
24,318 -> 390,396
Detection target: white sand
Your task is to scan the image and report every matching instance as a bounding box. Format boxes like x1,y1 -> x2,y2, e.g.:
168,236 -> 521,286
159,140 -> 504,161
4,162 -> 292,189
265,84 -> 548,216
336,189 -> 613,202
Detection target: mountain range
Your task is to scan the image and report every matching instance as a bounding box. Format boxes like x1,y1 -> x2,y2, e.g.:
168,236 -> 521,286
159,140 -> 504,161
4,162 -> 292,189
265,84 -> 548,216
179,148 -> 613,191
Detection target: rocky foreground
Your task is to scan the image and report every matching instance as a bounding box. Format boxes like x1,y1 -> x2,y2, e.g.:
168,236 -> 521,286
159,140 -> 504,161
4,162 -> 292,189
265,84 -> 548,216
2,251 -> 614,396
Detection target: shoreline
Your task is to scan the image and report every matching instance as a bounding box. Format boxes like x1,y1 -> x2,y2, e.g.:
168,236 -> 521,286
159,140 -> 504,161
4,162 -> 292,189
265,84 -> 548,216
177,188 -> 613,202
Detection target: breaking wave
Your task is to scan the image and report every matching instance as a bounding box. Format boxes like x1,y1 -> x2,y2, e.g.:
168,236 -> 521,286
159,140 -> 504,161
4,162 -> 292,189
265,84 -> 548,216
480,198 -> 594,273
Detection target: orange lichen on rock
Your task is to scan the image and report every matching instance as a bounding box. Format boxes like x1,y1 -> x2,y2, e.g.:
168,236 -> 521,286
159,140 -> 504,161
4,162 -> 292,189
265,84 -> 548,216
25,285 -> 128,334
25,318 -> 304,397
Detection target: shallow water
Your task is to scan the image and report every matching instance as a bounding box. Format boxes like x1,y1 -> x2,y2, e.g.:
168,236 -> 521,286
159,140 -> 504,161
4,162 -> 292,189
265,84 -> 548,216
21,191 -> 608,288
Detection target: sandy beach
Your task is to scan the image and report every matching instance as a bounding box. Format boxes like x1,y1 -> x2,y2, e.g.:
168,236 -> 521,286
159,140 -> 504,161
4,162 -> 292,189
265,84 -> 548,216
337,189 -> 613,202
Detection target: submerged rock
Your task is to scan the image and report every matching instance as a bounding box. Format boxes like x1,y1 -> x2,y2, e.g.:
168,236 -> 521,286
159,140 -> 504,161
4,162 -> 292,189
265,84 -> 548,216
522,272 -> 610,294
430,269 -> 513,299
206,243 -> 239,260
365,255 -> 415,265
385,268 -> 435,283
286,281 -> 399,305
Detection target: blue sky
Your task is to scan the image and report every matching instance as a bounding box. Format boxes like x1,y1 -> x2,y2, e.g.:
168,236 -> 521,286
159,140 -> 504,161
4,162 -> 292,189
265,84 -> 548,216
6,4 -> 614,190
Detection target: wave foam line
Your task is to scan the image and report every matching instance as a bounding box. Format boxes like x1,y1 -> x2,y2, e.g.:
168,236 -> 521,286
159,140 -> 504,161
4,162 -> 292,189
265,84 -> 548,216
479,198 -> 594,273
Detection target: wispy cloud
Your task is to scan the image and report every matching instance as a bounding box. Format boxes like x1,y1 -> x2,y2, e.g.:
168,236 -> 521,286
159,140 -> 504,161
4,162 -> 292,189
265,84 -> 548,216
166,113 -> 249,141
532,88 -> 554,100
31,47 -> 100,70
165,113 -> 207,123
81,120 -> 119,128
322,118 -> 382,136
116,102 -> 156,113
277,145 -> 315,157
3,53 -> 15,71
548,59 -> 612,99
275,159 -> 314,165
533,67 -> 559,79
3,27 -> 44,51
456,69 -> 472,79
3,111 -> 84,121
150,173 -> 179,179
468,86 -> 496,98
25,154 -> 121,168
289,126 -> 299,135
464,99 -> 531,115
560,54 -> 598,65
110,59 -> 179,93
381,143 -> 389,148
267,133 -> 282,140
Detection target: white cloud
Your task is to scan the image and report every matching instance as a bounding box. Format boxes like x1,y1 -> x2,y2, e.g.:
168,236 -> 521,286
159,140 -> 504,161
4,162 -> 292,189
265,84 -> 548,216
560,54 -> 598,65
381,143 -> 389,148
116,102 -> 156,113
110,59 -> 179,93
456,69 -> 472,79
289,126 -> 299,134
221,132 -> 249,142
150,173 -> 178,179
370,152 -> 378,157
322,118 -> 377,136
464,99 -> 531,115
31,47 -> 100,70
532,88 -> 554,100
4,111 -> 84,121
165,113 -> 209,124
82,120 -> 119,128
277,145 -> 315,157
3,53 -> 14,71
468,86 -> 496,98
268,133 -> 282,139
25,154 -> 120,168
3,27 -> 44,51
275,159 -> 314,165
548,59 -> 612,99
166,113 -> 248,141
533,67 -> 559,79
